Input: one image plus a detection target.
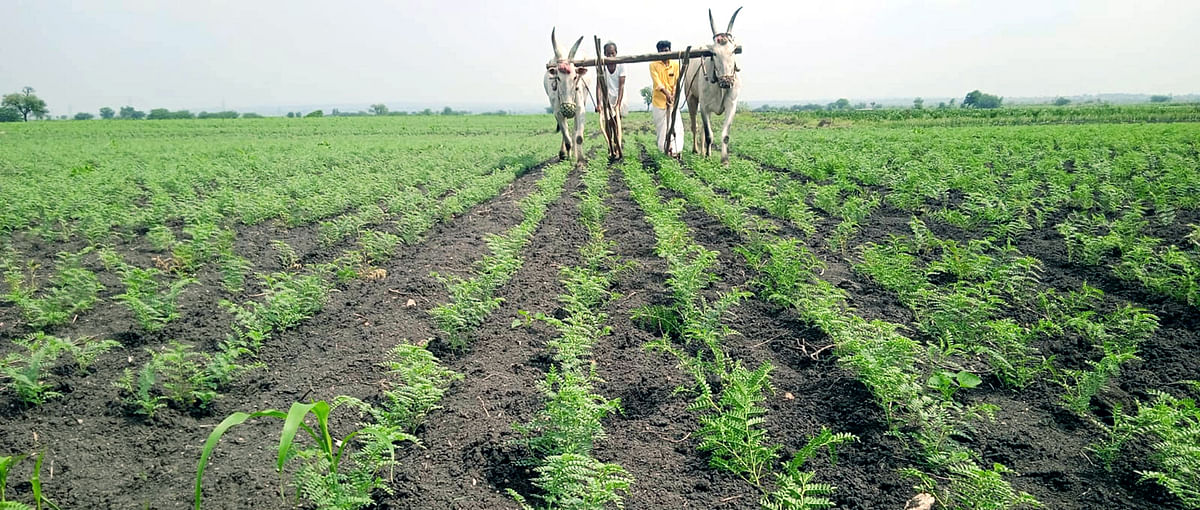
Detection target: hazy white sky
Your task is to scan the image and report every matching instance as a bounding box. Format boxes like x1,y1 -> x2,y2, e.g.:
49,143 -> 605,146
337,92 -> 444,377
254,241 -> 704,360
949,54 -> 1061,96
4,0 -> 1198,114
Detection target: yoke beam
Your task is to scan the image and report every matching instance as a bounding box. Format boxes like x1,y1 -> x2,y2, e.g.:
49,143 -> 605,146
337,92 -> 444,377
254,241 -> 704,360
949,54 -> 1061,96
547,46 -> 741,68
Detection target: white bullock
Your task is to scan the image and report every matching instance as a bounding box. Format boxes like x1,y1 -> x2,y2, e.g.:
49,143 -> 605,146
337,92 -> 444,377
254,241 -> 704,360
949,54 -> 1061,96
684,7 -> 743,164
543,29 -> 589,165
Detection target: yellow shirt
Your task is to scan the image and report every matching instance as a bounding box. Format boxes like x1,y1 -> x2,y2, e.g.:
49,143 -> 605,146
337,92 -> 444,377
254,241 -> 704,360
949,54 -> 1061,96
649,60 -> 680,109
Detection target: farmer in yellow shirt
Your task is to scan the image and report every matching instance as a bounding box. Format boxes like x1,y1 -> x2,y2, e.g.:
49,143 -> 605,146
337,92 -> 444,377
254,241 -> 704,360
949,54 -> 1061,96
650,40 -> 684,156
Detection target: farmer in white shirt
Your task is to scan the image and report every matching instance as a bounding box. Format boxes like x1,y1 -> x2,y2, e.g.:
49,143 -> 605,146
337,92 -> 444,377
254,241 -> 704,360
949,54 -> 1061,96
595,41 -> 628,117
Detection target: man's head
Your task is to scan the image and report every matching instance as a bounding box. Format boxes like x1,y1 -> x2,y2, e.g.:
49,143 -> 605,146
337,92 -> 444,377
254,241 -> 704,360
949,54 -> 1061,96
604,42 -> 617,57
656,40 -> 671,52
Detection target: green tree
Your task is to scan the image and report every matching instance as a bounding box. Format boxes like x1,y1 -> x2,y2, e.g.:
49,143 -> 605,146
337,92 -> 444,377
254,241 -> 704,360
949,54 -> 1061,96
2,86 -> 49,121
827,98 -> 851,110
99,106 -> 115,119
640,86 -> 653,111
912,97 -> 924,109
962,90 -> 1002,109
74,112 -> 94,120
198,111 -> 238,119
1150,95 -> 1171,103
286,112 -> 294,118
119,106 -> 146,119
147,108 -> 171,120
0,107 -> 20,122
370,103 -> 388,115
1053,97 -> 1071,106
304,110 -> 323,118
442,106 -> 454,115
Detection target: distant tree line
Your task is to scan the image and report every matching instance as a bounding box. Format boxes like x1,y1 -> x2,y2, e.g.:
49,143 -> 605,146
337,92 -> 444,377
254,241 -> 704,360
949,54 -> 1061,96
0,86 -> 1187,123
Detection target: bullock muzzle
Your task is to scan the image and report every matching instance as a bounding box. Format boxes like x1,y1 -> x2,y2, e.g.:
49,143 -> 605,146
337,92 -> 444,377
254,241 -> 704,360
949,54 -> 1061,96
559,102 -> 578,119
717,76 -> 735,89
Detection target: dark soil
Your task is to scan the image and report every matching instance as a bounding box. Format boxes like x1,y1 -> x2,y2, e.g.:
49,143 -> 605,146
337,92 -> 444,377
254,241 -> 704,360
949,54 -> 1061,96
1,140 -> 1195,510
722,153 -> 1197,509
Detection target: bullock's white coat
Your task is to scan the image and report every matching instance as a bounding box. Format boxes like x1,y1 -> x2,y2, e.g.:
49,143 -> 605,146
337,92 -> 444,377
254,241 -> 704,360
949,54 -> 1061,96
543,31 -> 589,165
684,9 -> 743,165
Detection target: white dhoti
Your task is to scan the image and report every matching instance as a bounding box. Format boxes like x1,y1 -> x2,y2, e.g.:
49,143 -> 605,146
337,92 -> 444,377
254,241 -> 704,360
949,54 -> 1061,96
652,104 -> 683,154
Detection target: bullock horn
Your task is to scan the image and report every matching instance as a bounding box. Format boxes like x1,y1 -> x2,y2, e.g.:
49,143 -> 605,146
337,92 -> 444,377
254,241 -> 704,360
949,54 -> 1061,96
568,36 -> 584,60
726,6 -> 743,34
709,9 -> 717,37
551,28 -> 562,60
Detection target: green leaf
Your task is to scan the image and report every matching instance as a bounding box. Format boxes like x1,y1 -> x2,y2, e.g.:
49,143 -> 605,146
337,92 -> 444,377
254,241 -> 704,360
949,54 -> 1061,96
194,409 -> 286,510
956,371 -> 983,389
278,401 -> 320,472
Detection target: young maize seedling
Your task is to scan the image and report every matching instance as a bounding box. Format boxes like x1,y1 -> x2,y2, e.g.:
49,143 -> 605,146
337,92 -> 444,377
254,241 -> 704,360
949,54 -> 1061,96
0,450 -> 61,510
195,398 -> 417,510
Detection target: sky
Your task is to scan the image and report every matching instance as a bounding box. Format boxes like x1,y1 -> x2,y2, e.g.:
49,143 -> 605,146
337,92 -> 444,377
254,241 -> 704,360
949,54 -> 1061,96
4,0 -> 1199,115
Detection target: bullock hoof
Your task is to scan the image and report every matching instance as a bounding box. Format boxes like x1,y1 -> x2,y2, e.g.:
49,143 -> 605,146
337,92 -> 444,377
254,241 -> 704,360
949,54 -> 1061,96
559,151 -> 567,160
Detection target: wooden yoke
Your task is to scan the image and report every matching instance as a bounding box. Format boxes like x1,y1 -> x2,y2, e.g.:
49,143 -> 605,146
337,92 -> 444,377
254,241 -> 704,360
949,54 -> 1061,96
663,46 -> 691,157
593,36 -> 623,161
547,46 -> 741,68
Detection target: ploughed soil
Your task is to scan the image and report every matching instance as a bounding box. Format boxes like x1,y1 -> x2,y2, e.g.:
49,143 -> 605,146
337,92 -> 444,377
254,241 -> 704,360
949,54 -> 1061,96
1,140 -> 1195,510
729,152 -> 1199,509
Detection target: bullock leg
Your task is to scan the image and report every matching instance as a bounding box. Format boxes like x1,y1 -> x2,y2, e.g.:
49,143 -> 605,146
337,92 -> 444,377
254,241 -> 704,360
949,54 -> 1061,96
558,117 -> 570,160
700,110 -> 714,158
687,96 -> 700,154
574,118 -> 585,166
719,103 -> 737,165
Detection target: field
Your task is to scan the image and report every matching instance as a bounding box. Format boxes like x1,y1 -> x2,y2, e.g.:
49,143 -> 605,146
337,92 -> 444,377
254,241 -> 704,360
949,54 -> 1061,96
1,106 -> 1198,509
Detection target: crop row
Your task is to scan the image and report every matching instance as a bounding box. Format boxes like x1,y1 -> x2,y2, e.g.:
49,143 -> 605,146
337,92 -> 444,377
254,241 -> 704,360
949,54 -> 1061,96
643,142 -> 1039,509
194,158 -> 579,509
507,157 -> 635,509
0,156 -> 542,416
623,146 -> 854,510
735,123 -> 1200,306
688,145 -> 1200,508
428,161 -> 571,349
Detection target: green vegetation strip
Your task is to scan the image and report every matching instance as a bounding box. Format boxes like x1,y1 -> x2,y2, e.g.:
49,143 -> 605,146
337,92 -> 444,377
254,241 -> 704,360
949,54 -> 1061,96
507,157 -> 634,509
195,341 -> 460,509
622,151 -> 853,509
643,141 -> 1038,509
735,122 -> 1200,306
430,161 -> 572,349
